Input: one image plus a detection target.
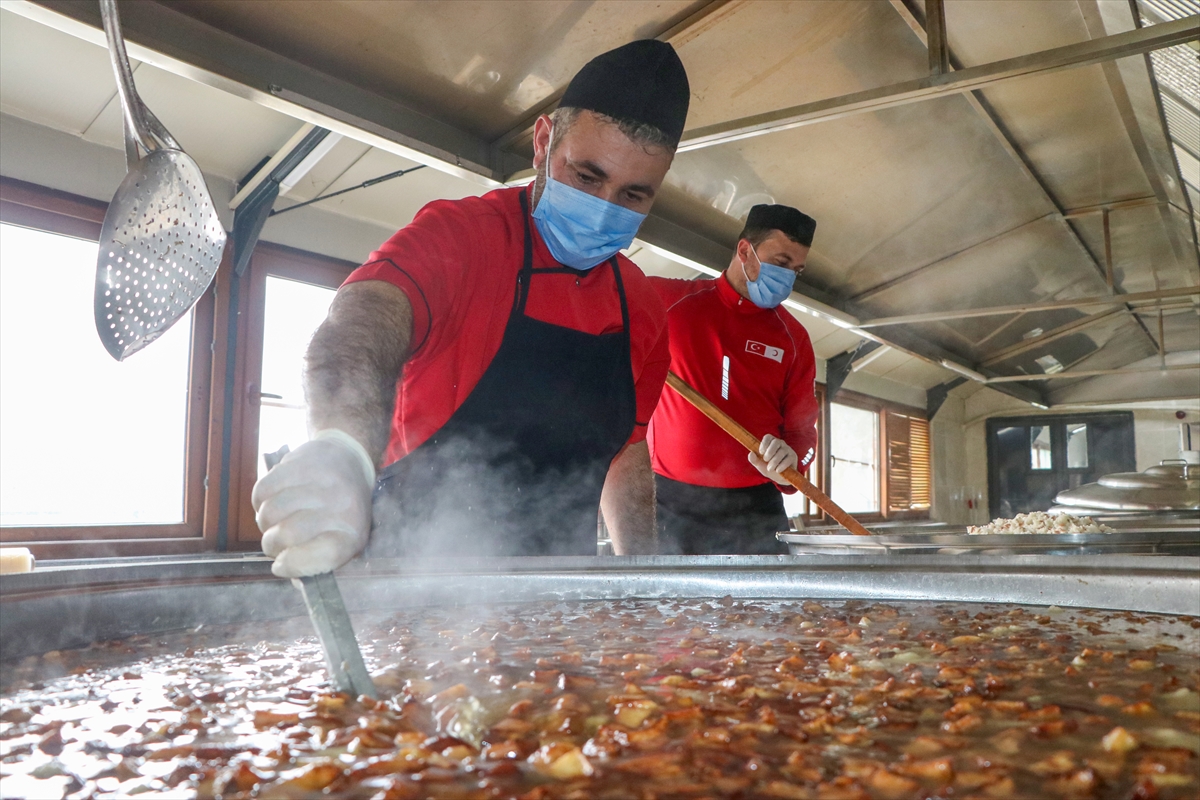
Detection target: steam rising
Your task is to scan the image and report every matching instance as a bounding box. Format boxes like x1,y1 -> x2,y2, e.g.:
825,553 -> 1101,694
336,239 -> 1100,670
370,431 -> 609,558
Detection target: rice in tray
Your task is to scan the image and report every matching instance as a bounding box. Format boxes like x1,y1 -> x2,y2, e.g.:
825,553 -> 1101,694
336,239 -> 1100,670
968,511 -> 1116,536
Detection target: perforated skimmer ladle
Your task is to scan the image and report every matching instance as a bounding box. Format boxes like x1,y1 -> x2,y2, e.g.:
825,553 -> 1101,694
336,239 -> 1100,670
95,0 -> 226,361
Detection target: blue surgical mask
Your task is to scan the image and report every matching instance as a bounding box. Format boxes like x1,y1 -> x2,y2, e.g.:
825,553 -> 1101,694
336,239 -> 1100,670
742,244 -> 795,308
532,173 -> 647,271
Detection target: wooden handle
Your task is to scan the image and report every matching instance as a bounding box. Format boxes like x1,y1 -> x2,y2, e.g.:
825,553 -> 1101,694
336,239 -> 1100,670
665,372 -> 872,537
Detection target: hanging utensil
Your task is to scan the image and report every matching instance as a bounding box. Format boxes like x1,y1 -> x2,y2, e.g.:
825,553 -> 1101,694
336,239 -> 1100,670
665,371 -> 873,537
95,0 -> 226,361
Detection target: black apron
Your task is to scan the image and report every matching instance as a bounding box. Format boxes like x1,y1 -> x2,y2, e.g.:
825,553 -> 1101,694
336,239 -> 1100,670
655,474 -> 790,555
370,189 -> 636,557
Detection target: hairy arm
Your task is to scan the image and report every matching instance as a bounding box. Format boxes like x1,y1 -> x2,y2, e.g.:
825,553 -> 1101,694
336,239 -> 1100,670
600,441 -> 657,555
304,280 -> 413,464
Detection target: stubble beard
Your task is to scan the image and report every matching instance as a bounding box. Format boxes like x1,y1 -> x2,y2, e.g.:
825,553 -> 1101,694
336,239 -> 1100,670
529,157 -> 548,211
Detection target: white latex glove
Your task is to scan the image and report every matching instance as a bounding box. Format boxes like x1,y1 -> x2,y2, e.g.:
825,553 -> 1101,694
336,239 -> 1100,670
748,434 -> 798,486
251,429 -> 375,579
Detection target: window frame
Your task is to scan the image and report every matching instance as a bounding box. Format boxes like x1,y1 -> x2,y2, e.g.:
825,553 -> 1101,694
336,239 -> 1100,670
824,390 -> 886,522
811,387 -> 931,524
219,244 -> 356,551
0,177 -> 216,557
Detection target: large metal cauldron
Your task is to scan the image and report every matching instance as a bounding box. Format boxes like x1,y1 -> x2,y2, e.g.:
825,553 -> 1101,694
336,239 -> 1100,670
1,554 -> 1197,663
1053,461 -> 1200,515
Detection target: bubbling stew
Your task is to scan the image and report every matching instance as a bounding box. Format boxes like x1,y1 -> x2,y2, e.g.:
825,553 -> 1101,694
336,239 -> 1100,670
2,599 -> 1198,799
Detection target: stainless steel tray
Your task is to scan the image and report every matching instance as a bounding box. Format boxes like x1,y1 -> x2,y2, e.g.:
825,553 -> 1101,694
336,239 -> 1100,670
798,516 -> 1199,534
779,529 -> 1200,556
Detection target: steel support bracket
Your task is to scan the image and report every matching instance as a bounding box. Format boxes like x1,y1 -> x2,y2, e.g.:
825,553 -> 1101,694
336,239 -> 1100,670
926,377 -> 967,419
826,341 -> 882,401
231,125 -> 331,275
232,182 -> 279,277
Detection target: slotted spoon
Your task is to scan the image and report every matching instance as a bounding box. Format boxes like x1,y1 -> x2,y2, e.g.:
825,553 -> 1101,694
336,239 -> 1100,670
95,0 -> 226,361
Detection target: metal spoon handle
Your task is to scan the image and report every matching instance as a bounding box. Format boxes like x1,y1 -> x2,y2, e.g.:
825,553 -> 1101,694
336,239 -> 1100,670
99,0 -> 180,162
295,572 -> 378,699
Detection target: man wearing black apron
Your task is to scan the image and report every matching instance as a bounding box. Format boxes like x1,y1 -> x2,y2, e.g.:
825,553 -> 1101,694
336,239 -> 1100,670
251,41 -> 690,576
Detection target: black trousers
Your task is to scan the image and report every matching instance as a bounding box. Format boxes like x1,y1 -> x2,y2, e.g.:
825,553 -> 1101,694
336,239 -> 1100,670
655,475 -> 790,555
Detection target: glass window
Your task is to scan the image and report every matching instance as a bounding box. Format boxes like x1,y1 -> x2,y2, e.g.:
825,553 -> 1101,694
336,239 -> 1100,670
782,449 -> 817,520
1066,423 -> 1088,469
0,223 -> 192,526
829,403 -> 879,513
256,276 -> 338,482
1030,426 -> 1053,470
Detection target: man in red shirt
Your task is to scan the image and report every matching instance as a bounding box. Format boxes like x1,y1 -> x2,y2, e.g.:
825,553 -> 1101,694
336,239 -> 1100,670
648,205 -> 819,554
250,41 -> 690,575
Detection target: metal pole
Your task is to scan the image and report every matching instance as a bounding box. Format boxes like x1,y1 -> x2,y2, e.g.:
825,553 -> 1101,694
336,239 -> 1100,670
1103,208 -> 1114,292
1158,308 -> 1167,367
677,15 -> 1199,152
983,363 -> 1196,383
1061,196 -> 1160,219
860,285 -> 1200,327
925,0 -> 950,77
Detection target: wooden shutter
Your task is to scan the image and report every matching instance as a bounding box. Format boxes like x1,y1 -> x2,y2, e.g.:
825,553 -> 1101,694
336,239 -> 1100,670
909,417 -> 931,509
886,412 -> 931,512
885,412 -> 911,512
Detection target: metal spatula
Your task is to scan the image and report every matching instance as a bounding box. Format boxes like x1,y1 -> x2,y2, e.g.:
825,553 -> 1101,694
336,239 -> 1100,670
95,0 -> 226,361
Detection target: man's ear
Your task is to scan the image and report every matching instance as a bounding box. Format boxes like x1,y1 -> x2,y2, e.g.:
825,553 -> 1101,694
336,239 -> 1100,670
531,116 -> 553,170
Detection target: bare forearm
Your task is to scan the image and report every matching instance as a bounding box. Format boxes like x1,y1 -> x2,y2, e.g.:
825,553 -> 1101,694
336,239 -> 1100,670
304,281 -> 413,464
600,441 -> 657,555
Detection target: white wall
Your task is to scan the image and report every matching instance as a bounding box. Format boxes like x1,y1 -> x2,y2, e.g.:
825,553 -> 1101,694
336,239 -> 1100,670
930,391 -> 972,524
1132,412 -> 1198,471
951,387 -> 1027,523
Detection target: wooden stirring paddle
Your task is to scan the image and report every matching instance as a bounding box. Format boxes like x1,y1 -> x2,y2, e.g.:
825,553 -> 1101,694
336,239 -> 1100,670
665,371 -> 872,537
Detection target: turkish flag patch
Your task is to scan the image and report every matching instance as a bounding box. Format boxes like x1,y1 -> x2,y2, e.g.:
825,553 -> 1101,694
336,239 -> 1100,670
746,340 -> 784,363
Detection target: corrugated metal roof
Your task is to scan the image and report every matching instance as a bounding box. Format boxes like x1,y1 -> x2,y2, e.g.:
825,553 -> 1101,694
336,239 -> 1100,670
1139,0 -> 1200,203
1142,0 -> 1200,22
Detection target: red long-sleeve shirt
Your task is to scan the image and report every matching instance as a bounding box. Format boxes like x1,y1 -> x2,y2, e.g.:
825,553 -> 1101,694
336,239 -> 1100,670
647,273 -> 818,491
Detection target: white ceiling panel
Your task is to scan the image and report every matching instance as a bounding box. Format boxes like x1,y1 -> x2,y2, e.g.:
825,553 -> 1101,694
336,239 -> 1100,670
879,356 -> 960,390
783,307 -> 845,350
79,62 -> 301,183
857,347 -> 913,378
808,328 -> 865,360
278,137 -> 374,203
300,146 -> 480,230
0,8 -> 128,136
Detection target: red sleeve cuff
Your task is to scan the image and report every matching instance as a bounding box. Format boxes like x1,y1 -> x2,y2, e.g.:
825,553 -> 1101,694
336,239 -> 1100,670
626,421 -> 648,446
342,259 -> 433,355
